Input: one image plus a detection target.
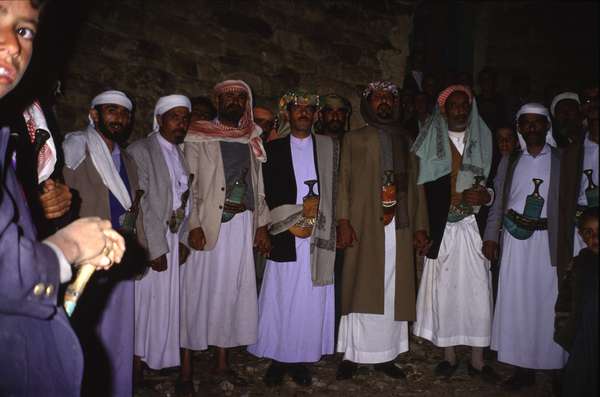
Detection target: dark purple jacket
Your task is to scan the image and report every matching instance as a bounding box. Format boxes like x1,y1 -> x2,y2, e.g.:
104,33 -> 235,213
0,127 -> 83,396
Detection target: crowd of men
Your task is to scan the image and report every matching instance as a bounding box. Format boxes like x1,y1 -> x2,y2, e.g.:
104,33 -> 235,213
1,1 -> 598,397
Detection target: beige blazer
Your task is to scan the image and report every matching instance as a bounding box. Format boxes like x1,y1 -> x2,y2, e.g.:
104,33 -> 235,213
184,141 -> 269,250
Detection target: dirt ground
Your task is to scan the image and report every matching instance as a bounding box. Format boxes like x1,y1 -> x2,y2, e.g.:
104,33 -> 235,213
134,336 -> 555,397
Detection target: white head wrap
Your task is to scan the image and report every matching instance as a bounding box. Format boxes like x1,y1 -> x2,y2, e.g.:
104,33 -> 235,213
89,90 -> 133,126
153,95 -> 192,132
515,102 -> 557,151
550,92 -> 580,117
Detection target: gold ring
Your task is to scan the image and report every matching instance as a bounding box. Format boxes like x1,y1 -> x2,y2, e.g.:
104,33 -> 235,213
101,246 -> 110,257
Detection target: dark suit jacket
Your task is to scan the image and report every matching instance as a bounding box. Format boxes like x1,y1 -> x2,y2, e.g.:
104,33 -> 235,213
262,135 -> 320,262
0,127 -> 83,396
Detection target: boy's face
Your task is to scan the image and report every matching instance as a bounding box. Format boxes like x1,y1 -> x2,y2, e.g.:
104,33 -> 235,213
0,0 -> 39,98
580,218 -> 599,254
497,127 -> 517,156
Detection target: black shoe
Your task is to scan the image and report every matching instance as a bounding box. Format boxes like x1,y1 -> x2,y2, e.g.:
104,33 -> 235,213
467,362 -> 500,385
336,360 -> 357,380
434,360 -> 459,378
264,361 -> 287,387
503,367 -> 536,391
288,364 -> 312,386
374,361 -> 407,379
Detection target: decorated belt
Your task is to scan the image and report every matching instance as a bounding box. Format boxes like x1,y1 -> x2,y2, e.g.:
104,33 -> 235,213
503,209 -> 547,240
447,204 -> 474,223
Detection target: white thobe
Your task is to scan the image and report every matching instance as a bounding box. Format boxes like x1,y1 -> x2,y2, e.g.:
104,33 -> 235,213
573,133 -> 598,255
134,134 -> 188,369
491,144 -> 568,369
337,216 -> 409,364
248,135 -> 335,363
413,131 -> 493,347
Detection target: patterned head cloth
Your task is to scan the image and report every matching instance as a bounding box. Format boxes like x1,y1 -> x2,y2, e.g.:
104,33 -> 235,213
362,80 -> 399,99
360,81 -> 402,132
279,90 -> 320,112
276,90 -> 320,138
437,84 -> 473,111
23,101 -> 57,183
186,80 -> 266,162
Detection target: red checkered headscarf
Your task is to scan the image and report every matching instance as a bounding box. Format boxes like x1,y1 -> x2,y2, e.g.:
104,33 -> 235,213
185,80 -> 266,162
437,85 -> 473,111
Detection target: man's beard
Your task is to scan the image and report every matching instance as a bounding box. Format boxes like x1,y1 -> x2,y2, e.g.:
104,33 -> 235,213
96,115 -> 131,144
324,119 -> 345,134
375,103 -> 393,119
219,104 -> 244,125
523,130 -> 547,147
173,129 -> 186,144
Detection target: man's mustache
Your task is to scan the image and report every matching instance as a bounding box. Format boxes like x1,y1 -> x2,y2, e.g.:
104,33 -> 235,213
108,123 -> 125,130
225,103 -> 243,111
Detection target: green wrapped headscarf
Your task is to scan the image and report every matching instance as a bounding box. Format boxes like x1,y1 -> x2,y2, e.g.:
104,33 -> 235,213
411,89 -> 492,192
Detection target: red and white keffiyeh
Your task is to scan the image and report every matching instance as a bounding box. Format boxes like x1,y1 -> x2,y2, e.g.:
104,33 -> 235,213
437,84 -> 473,110
23,100 -> 57,183
185,80 -> 266,162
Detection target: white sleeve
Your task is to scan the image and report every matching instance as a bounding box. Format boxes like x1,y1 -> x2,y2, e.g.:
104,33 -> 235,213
42,241 -> 73,283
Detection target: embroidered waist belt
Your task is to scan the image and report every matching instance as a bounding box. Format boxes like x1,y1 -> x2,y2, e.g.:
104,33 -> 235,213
503,209 -> 547,240
447,203 -> 474,223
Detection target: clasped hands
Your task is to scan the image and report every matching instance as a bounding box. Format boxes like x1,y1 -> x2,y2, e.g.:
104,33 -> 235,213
45,217 -> 126,271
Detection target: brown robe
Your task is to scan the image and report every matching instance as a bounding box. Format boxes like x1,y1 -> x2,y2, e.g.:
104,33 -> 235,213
337,125 -> 429,321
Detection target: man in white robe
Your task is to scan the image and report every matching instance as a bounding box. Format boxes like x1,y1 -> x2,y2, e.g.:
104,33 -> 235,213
336,81 -> 429,380
179,80 -> 270,390
128,95 -> 192,381
412,85 -> 497,382
483,103 -> 568,391
248,92 -> 337,387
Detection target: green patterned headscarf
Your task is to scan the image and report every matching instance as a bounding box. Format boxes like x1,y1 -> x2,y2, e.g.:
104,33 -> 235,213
411,93 -> 492,192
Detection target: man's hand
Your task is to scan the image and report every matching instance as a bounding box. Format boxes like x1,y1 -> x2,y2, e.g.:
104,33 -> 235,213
337,219 -> 358,249
482,240 -> 499,261
462,187 -> 491,206
254,226 -> 271,256
413,230 -> 431,256
223,202 -> 246,214
188,227 -> 206,250
39,179 -> 72,219
45,217 -> 126,268
179,243 -> 190,265
149,254 -> 168,272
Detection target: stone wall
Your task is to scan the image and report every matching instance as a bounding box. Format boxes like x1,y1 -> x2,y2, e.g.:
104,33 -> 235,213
55,0 -> 414,138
